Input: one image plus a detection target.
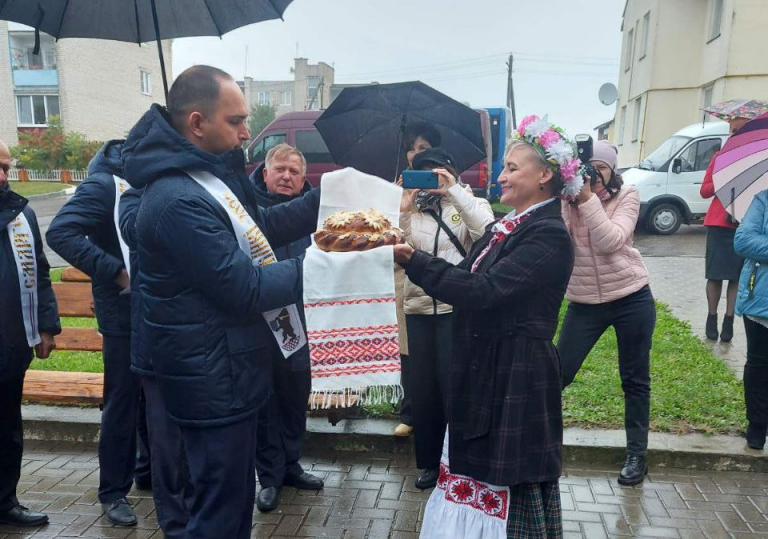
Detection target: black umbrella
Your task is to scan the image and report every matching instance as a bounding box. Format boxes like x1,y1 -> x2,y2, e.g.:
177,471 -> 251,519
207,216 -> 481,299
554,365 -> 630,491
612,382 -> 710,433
0,0 -> 295,98
315,81 -> 486,182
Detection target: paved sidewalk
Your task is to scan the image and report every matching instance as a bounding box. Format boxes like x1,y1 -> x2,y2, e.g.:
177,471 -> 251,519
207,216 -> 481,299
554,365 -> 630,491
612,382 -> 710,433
3,442 -> 768,538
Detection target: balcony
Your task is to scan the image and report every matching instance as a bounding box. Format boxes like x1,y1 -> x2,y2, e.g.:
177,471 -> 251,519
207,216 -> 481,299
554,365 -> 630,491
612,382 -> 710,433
9,34 -> 58,88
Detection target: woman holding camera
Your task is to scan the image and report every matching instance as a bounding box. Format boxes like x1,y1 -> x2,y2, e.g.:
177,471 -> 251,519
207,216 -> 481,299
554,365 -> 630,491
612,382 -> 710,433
395,115 -> 577,538
399,147 -> 494,490
558,140 -> 656,486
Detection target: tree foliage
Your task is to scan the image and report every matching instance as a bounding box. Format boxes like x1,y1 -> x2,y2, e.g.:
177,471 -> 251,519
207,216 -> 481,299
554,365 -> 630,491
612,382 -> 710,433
248,104 -> 276,140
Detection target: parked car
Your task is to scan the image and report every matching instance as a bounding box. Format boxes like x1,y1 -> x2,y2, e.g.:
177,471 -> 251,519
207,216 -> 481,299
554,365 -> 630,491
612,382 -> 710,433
245,109 -> 494,196
622,121 -> 729,235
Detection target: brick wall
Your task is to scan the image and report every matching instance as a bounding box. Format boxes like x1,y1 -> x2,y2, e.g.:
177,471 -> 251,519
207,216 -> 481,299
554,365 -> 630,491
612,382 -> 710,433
0,22 -> 19,146
56,39 -> 172,142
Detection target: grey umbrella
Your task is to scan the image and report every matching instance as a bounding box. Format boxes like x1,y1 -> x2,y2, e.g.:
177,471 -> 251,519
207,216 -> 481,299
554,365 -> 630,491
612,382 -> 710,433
0,0 -> 295,97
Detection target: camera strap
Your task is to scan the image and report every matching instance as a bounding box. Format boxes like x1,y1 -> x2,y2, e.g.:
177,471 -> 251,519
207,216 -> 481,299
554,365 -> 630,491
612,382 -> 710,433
425,209 -> 467,258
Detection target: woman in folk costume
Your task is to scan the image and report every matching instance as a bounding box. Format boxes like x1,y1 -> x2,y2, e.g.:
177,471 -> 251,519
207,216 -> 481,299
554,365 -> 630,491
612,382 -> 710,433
394,115 -> 578,538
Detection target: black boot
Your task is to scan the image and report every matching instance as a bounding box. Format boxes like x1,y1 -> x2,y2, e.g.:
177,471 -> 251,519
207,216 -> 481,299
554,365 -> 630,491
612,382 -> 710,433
618,455 -> 648,486
746,422 -> 767,450
414,468 -> 439,490
706,314 -> 718,340
720,315 -> 735,343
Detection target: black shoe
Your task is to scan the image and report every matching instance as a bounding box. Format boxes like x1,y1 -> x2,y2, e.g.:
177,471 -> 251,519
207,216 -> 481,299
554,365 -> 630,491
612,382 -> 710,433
720,315 -> 735,343
283,472 -> 324,490
415,468 -> 439,490
706,314 -> 718,340
0,504 -> 48,527
746,422 -> 767,450
101,498 -> 137,526
618,455 -> 648,486
256,487 -> 281,512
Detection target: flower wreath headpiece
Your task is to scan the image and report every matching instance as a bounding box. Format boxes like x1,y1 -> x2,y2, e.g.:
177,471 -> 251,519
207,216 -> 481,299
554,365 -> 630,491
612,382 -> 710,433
512,115 -> 585,202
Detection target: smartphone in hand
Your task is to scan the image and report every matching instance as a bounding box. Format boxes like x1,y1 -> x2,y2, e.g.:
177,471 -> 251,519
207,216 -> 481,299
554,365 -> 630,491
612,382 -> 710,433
401,170 -> 438,190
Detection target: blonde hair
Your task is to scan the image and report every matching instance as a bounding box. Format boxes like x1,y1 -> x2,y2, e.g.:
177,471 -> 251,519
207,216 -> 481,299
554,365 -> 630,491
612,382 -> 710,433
265,143 -> 307,175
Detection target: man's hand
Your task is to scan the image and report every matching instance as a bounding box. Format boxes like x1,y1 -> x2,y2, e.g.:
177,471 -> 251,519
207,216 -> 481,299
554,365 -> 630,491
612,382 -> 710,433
34,332 -> 56,359
393,244 -> 414,264
115,269 -> 130,290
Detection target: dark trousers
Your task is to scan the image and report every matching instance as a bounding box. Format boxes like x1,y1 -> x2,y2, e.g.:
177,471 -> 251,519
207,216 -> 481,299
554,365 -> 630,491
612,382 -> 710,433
744,317 -> 768,425
399,354 -> 413,425
134,388 -> 152,486
558,285 -> 655,456
99,335 -> 141,503
180,415 -> 258,539
406,313 -> 453,470
255,358 -> 311,488
0,374 -> 25,512
143,377 -> 190,539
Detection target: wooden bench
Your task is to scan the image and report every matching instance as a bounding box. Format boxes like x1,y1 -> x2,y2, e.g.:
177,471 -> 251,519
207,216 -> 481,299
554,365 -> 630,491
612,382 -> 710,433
23,268 -> 358,422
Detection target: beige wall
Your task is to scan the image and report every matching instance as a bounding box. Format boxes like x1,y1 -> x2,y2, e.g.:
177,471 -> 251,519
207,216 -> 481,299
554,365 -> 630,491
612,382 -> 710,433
615,0 -> 768,167
0,22 -> 19,146
56,39 -> 171,142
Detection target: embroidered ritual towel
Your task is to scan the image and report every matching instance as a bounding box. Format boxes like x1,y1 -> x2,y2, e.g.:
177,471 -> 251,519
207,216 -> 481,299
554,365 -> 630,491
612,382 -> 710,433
303,167 -> 403,407
186,170 -> 307,359
8,212 -> 41,347
420,433 -> 510,539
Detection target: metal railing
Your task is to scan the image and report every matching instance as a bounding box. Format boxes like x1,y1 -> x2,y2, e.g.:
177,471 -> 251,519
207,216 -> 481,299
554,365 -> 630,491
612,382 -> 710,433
8,169 -> 87,182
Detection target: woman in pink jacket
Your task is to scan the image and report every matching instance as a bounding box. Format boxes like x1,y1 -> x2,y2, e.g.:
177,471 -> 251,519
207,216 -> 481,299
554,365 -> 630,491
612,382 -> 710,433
558,140 -> 655,486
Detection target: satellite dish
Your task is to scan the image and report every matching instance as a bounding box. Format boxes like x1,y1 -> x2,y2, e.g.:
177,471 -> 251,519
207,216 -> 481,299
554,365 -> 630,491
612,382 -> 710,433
598,83 -> 618,106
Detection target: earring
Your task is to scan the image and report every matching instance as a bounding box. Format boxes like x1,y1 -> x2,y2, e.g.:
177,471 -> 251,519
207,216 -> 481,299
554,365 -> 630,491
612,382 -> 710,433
539,184 -> 544,191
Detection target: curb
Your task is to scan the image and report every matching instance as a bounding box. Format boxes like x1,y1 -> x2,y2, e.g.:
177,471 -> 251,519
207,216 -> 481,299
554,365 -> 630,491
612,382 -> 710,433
26,187 -> 76,201
22,405 -> 768,472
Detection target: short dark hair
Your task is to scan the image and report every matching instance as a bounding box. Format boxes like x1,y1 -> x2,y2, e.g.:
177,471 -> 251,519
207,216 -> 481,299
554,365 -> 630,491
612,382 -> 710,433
402,121 -> 441,152
167,65 -> 233,132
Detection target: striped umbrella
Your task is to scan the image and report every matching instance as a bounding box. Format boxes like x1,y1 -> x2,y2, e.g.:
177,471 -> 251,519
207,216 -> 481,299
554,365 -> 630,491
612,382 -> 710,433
713,112 -> 768,222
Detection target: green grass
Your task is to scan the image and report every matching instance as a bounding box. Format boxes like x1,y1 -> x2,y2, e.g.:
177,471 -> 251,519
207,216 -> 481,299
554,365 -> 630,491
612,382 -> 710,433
9,181 -> 71,197
36,266 -> 747,433
363,301 -> 745,435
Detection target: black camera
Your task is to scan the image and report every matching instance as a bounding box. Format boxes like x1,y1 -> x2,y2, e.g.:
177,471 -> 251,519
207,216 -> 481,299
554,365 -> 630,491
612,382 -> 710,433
574,134 -> 601,186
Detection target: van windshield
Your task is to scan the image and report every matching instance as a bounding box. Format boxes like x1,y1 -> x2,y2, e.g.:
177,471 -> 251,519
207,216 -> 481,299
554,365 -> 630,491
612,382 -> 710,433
638,136 -> 691,171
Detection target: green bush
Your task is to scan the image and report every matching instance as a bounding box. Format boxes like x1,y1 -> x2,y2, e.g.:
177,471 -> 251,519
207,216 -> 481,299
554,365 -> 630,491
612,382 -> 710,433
11,117 -> 102,171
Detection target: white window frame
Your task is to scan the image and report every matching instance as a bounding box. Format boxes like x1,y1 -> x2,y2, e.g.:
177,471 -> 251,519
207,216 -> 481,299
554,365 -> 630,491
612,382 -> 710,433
618,106 -> 627,146
16,94 -> 60,127
624,28 -> 634,71
702,84 -> 715,121
632,98 -> 643,142
709,0 -> 724,41
257,91 -> 270,106
280,91 -> 292,106
640,11 -> 650,59
140,70 -> 151,95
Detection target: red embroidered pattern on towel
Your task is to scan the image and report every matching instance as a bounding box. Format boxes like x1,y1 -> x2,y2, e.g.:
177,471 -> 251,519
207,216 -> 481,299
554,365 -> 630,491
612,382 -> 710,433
436,463 -> 509,520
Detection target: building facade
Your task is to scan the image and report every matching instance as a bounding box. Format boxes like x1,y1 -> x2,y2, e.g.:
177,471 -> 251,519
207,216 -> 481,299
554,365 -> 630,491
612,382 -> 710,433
240,58 -> 335,116
614,0 -> 768,167
0,21 -> 171,146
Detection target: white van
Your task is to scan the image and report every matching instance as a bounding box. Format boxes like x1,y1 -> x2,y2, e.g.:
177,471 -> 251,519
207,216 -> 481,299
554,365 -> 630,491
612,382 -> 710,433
622,121 -> 729,234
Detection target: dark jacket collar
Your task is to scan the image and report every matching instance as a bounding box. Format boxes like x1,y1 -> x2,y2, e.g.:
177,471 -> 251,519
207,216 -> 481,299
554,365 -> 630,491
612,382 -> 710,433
250,162 -> 312,207
0,186 -> 28,229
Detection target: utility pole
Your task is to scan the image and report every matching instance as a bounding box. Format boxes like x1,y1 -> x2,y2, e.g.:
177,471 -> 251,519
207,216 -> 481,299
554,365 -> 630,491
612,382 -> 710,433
506,53 -> 517,129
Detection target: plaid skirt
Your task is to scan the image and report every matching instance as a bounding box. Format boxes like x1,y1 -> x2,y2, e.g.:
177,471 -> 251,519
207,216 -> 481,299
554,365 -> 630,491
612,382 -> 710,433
506,481 -> 563,539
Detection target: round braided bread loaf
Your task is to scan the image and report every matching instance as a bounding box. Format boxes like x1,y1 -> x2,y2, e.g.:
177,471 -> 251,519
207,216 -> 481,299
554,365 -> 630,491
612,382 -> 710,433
314,209 -> 404,252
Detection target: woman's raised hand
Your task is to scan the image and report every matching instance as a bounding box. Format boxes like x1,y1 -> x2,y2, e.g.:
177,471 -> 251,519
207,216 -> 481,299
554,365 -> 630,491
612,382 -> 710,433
423,168 -> 457,196
397,177 -> 419,212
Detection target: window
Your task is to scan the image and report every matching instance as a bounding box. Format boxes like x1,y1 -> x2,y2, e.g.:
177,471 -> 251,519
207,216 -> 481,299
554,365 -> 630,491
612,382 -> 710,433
702,85 -> 715,121
619,106 -> 627,145
249,133 -> 286,163
307,76 -> 321,109
280,91 -> 292,106
140,70 -> 151,95
257,91 -> 270,106
640,12 -> 650,59
677,138 -> 722,172
295,130 -> 332,163
709,0 -> 724,41
632,98 -> 643,142
624,28 -> 634,71
16,94 -> 59,126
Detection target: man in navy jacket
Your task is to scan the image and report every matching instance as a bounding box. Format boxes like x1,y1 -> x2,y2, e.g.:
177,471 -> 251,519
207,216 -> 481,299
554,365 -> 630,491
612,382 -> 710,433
0,139 -> 60,528
122,66 -> 320,539
47,140 -> 150,527
251,145 -> 321,512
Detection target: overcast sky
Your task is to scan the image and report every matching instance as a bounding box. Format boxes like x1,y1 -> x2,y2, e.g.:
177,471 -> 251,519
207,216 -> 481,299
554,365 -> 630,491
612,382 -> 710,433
172,0 -> 624,137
